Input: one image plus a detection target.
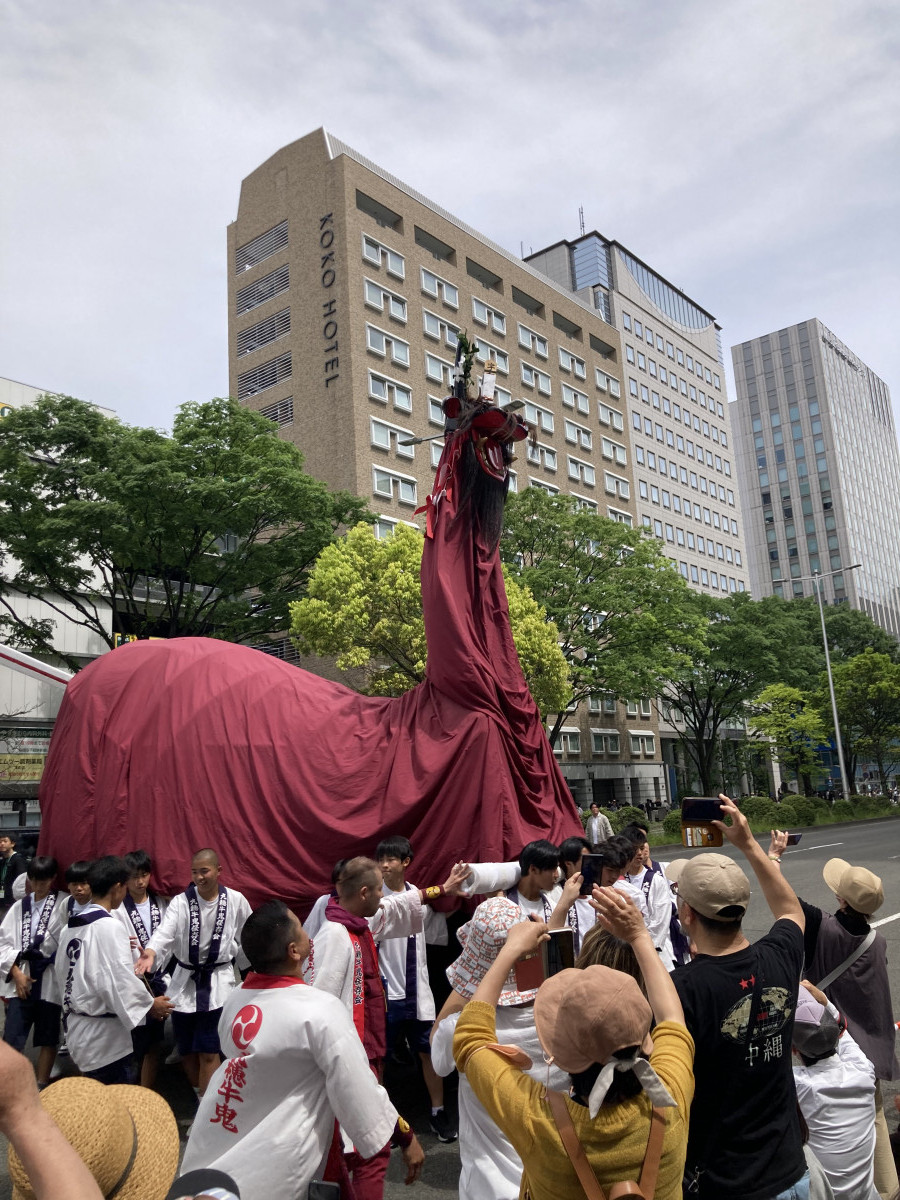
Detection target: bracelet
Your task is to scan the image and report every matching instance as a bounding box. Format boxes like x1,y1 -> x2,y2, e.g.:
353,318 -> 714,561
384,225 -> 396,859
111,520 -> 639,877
391,1116 -> 414,1149
768,855 -> 782,863
423,885 -> 445,900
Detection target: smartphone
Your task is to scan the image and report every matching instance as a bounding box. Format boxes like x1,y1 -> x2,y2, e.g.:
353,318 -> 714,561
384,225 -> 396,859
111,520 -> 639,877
514,952 -> 545,992
680,796 -> 724,848
786,832 -> 802,846
541,928 -> 575,977
579,854 -> 603,896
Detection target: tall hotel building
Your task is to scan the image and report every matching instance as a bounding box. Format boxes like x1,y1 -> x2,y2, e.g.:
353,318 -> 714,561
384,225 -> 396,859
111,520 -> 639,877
732,320 -> 900,638
227,129 -> 746,807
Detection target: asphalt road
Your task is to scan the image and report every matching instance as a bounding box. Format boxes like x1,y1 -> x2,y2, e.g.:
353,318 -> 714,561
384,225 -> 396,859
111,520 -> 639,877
0,817 -> 897,1199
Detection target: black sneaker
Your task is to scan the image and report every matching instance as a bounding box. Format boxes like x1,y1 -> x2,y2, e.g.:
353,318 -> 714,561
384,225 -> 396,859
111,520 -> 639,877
429,1109 -> 458,1143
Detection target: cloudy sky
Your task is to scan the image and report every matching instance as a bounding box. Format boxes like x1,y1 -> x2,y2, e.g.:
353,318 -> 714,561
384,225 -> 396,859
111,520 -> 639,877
2,0 -> 898,430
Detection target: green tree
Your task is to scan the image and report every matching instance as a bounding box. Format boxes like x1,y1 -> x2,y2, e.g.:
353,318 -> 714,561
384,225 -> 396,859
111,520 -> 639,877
0,394 -> 369,668
289,521 -> 570,716
794,598 -> 899,666
667,593 -> 822,796
499,488 -> 704,745
749,683 -> 828,796
817,650 -> 900,796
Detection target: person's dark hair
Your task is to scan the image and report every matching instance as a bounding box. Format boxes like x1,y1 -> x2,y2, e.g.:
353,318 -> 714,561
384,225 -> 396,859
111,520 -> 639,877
330,858 -> 347,886
570,1046 -> 645,1107
336,856 -> 380,900
608,834 -> 640,864
559,836 -> 590,867
87,856 -> 129,898
589,802 -> 600,812
1,832 -> 17,845
241,900 -> 299,973
575,926 -> 647,997
689,907 -> 744,935
124,850 -> 152,876
617,826 -> 647,853
375,835 -> 413,863
595,839 -> 629,873
64,860 -> 92,885
518,840 -> 560,874
26,856 -> 58,882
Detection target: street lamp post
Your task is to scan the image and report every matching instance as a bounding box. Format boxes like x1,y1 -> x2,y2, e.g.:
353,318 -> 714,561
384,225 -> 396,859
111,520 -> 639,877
802,563 -> 861,801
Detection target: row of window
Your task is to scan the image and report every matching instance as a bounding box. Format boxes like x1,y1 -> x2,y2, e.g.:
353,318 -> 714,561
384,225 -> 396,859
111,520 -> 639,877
631,411 -> 731,477
621,312 -> 721,391
635,447 -> 735,506
654,548 -> 743,593
638,483 -> 740,536
630,378 -> 726,432
555,731 -> 656,757
642,513 -> 742,564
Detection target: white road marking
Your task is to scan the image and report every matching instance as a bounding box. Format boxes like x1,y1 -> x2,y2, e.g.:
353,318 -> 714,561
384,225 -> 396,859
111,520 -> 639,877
872,911 -> 900,928
785,842 -> 844,854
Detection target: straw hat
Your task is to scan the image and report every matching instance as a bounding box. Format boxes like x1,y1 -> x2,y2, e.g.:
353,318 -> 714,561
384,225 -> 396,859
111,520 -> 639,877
9,1077 -> 179,1200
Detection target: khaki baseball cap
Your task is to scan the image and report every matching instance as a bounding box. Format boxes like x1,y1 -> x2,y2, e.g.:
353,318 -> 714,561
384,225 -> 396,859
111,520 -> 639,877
678,853 -> 750,921
822,858 -> 883,915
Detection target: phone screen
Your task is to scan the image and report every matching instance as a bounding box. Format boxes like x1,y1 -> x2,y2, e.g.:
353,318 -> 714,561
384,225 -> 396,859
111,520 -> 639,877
579,854 -> 603,896
680,796 -> 724,848
541,928 -> 575,977
786,832 -> 802,846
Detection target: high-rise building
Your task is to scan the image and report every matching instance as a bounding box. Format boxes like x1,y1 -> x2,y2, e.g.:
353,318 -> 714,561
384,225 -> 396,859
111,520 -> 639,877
526,235 -> 750,598
731,319 -> 900,637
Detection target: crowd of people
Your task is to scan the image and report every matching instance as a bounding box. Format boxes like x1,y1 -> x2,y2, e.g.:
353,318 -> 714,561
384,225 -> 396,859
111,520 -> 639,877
0,801 -> 896,1200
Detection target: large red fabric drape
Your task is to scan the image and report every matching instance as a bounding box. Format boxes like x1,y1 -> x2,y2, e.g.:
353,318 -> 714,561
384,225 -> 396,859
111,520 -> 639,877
38,456 -> 581,910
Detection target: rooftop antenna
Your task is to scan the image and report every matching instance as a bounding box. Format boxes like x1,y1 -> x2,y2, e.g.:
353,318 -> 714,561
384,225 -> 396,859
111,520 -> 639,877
579,205 -> 585,236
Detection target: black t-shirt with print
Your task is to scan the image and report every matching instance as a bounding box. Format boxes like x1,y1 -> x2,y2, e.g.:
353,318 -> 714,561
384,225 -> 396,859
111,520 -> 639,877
672,919 -> 806,1200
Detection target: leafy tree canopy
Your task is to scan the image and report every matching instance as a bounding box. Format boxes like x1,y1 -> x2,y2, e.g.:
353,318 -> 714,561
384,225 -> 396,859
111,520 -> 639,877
499,488 -> 704,742
289,521 -> 570,716
814,649 -> 900,795
0,394 -> 369,668
749,682 -> 828,793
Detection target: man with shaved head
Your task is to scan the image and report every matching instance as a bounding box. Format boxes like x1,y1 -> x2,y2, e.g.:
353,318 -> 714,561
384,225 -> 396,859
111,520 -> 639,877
305,854 -> 467,1199
136,847 -> 252,1099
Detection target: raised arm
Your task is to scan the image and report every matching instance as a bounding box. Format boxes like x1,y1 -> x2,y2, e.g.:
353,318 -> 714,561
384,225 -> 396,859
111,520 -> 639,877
713,794 -> 804,930
591,885 -> 684,1026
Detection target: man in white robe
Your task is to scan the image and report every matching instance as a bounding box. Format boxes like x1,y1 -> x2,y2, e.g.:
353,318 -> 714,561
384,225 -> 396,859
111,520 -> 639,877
136,848 -> 252,1097
183,900 -> 422,1200
55,856 -> 171,1083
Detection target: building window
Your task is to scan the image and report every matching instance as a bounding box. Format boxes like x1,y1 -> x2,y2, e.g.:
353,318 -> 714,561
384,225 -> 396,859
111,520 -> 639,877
559,347 -> 587,380
518,324 -> 549,358
257,397 -> 293,426
366,324 -> 409,367
561,383 -> 590,415
236,220 -> 288,273
372,467 -> 417,506
236,262 -> 289,315
363,235 -> 405,279
601,437 -> 627,466
430,441 -> 445,468
521,362 -> 552,395
425,353 -> 454,387
371,417 -> 415,459
564,419 -> 592,450
529,477 -> 559,495
428,395 -> 445,425
630,734 -> 655,756
472,298 -> 506,334
558,731 -> 581,754
369,371 -> 412,413
364,279 -> 407,322
237,351 -> 291,399
527,442 -> 557,471
475,338 -> 509,374
423,309 -> 459,349
525,401 -> 554,433
604,471 -> 630,500
420,267 -> 457,307
567,456 -> 595,486
236,307 -> 291,357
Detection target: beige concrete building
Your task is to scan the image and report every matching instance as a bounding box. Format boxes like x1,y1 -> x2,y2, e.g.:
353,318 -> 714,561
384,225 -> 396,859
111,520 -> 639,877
228,129 -> 671,810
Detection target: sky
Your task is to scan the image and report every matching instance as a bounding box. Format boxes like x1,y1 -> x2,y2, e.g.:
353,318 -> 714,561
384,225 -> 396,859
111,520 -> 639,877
2,0 -> 899,431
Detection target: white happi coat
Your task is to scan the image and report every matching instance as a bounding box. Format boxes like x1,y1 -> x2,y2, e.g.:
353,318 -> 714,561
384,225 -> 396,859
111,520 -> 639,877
304,888 -> 424,1011
55,905 -> 154,1072
114,892 -> 170,960
146,887 -> 252,1014
0,891 -> 67,1003
182,975 -> 398,1199
626,866 -> 676,970
378,882 -> 436,1022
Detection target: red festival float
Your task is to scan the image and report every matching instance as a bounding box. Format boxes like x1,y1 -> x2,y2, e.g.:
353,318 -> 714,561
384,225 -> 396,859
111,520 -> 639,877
39,342 -> 582,909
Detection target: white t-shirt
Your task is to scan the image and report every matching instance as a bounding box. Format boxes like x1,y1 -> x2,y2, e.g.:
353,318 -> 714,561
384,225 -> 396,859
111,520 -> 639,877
432,1005 -> 569,1200
626,867 -> 676,970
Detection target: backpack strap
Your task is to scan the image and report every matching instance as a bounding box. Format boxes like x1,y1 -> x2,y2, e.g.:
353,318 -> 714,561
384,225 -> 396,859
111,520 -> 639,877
638,1107 -> 668,1197
546,1090 -> 607,1200
815,928 -> 876,990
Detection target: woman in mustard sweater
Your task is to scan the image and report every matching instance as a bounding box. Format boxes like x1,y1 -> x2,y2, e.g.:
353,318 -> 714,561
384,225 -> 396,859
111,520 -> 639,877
453,885 -> 695,1200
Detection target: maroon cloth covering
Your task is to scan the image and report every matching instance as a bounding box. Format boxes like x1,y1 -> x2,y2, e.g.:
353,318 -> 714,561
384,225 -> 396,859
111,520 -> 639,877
38,448 -> 581,911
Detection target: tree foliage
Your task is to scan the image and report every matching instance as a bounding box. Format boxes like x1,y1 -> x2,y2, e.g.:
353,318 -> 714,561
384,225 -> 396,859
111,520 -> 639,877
499,488 -> 704,743
749,683 -> 828,795
666,593 -> 822,795
0,395 -> 369,668
815,650 -> 900,795
289,521 -> 570,716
